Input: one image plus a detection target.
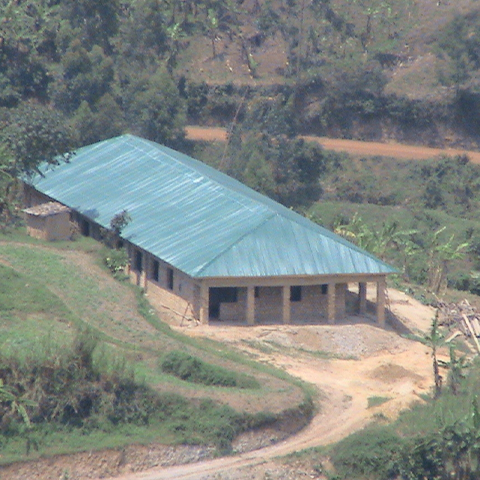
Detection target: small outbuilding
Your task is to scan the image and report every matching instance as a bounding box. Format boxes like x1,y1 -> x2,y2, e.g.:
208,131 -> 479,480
23,135 -> 396,326
23,202 -> 71,241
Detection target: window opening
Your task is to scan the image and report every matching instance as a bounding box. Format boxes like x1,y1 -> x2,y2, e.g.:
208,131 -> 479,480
152,260 -> 160,282
135,250 -> 142,272
209,287 -> 238,320
81,219 -> 90,237
321,284 -> 328,295
290,286 -> 302,302
167,268 -> 174,290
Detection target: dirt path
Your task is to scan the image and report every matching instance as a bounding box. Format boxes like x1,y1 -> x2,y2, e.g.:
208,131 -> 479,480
103,288 -> 435,480
186,126 -> 480,163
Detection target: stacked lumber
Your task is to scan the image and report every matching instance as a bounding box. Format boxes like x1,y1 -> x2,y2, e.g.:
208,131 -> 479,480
437,299 -> 480,353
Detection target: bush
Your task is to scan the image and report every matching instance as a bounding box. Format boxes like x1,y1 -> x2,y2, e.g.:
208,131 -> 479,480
103,248 -> 129,275
160,351 -> 260,389
330,425 -> 402,479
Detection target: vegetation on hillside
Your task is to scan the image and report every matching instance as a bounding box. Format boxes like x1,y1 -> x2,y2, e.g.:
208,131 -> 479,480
0,240 -> 313,463
1,0 -> 480,153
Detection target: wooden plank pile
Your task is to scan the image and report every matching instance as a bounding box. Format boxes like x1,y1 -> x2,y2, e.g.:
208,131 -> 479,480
437,299 -> 480,353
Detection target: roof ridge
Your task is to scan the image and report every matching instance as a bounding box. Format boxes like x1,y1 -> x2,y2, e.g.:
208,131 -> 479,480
194,212 -> 276,277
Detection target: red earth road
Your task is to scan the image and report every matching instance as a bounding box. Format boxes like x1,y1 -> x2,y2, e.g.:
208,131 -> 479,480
186,126 -> 480,163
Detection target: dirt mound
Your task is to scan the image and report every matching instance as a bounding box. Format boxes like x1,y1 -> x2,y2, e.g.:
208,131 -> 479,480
370,363 -> 425,383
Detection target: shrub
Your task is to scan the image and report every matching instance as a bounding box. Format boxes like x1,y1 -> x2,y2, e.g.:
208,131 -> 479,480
103,247 -> 129,275
330,425 -> 402,479
160,351 -> 260,389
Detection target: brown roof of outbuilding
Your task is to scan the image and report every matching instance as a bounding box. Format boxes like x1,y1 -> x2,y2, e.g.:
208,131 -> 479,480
23,202 -> 70,217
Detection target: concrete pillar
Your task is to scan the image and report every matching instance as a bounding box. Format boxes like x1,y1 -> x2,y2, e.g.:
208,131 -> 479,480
376,278 -> 386,327
336,283 -> 346,320
282,285 -> 291,324
327,283 -> 336,324
359,282 -> 367,314
199,282 -> 209,325
142,254 -> 149,291
246,286 -> 255,325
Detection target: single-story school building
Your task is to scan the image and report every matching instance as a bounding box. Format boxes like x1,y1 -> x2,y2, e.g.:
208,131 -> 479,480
23,134 -> 396,326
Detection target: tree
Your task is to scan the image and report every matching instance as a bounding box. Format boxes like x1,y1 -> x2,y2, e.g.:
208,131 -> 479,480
72,94 -> 125,146
438,344 -> 469,396
333,213 -> 418,264
423,311 -> 446,399
436,14 -> 480,94
124,67 -> 186,148
0,102 -> 75,227
425,227 -> 469,295
59,0 -> 120,53
116,0 -> 169,65
52,42 -> 115,114
0,0 -> 57,105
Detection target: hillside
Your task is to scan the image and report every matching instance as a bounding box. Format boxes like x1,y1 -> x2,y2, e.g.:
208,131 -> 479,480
2,0 -> 480,152
0,232 -> 439,480
0,233 -> 311,471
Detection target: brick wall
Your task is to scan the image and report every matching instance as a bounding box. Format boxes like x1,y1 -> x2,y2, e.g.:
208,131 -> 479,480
217,284 -> 348,324
128,247 -> 199,321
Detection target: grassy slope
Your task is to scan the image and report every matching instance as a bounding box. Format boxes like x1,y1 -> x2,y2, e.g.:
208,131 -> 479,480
0,232 -> 311,464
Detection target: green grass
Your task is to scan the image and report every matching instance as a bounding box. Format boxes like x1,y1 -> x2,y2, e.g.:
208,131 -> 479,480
160,350 -> 261,389
0,263 -> 75,319
0,263 -> 78,353
367,396 -> 391,409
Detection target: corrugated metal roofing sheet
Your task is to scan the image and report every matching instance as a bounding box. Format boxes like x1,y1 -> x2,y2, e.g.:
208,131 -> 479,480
27,134 -> 396,278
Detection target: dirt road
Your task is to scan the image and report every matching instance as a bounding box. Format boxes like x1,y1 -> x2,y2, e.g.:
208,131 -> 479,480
105,288 -> 435,480
186,126 -> 480,163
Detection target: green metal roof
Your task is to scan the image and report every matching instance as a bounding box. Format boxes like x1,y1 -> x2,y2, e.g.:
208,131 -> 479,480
28,134 -> 396,278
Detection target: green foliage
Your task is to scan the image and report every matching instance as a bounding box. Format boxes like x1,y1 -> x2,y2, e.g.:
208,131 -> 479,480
71,94 -> 125,146
109,210 -> 132,236
0,102 -> 75,228
101,209 -> 132,251
124,66 -> 186,148
0,102 -> 74,176
103,248 -> 129,276
306,153 -> 480,293
160,351 -> 260,389
221,120 -> 329,207
367,396 -> 390,409
53,43 -> 115,114
331,425 -> 402,479
435,13 -> 480,91
396,410 -> 480,480
0,241 -> 313,463
0,332 -> 268,456
422,311 -> 446,399
439,345 -> 470,396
